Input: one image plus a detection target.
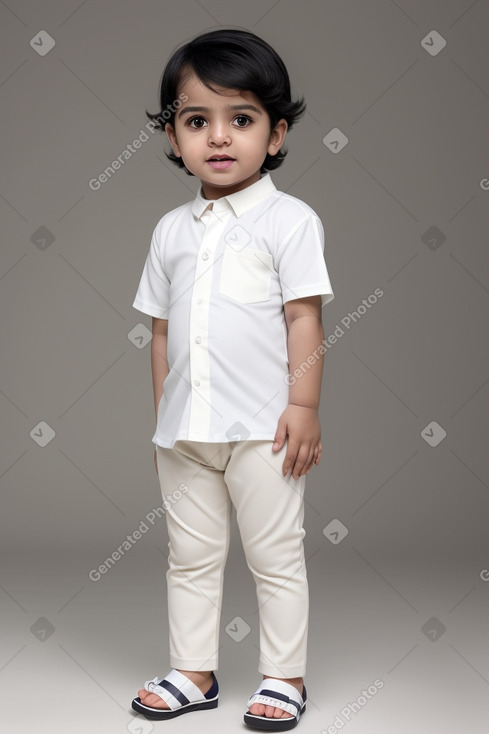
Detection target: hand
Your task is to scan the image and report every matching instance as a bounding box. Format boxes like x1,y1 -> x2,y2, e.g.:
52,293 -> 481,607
272,404 -> 322,479
154,447 -> 159,476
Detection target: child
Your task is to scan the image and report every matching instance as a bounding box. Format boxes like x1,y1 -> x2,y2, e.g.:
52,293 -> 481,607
131,28 -> 334,731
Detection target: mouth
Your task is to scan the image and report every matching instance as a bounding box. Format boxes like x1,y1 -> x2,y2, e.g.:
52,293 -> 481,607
207,156 -> 235,170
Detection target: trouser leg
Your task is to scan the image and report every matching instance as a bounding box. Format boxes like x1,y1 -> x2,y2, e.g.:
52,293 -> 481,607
223,440 -> 309,678
156,440 -> 231,671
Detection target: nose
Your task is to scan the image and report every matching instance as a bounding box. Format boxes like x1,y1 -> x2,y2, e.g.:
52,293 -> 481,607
208,120 -> 231,146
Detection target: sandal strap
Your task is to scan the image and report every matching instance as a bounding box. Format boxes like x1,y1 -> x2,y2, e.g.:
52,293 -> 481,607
246,678 -> 305,718
144,669 -> 208,710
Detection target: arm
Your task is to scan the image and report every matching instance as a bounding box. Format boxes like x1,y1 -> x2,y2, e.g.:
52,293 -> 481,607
151,317 -> 169,472
151,317 -> 169,418
273,295 -> 325,479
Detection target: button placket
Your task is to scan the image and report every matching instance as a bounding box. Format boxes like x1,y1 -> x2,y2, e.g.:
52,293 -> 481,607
188,208 -> 229,436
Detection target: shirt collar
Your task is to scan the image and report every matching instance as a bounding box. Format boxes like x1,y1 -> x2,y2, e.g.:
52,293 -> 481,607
191,173 -> 276,220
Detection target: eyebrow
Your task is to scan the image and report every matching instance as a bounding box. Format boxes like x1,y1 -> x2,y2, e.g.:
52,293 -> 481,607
178,104 -> 262,119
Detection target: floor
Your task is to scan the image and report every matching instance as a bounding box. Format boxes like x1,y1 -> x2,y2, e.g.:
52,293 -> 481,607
1,544 -> 488,733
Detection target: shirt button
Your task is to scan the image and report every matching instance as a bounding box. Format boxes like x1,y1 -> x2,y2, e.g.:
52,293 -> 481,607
193,379 -> 200,387
202,252 -> 209,260
197,298 -> 203,305
195,336 -> 202,344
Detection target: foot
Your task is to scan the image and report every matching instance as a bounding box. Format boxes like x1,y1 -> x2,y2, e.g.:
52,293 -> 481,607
249,676 -> 304,720
137,669 -> 214,710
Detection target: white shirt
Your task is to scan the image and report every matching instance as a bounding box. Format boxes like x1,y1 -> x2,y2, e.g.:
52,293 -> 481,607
132,173 -> 334,449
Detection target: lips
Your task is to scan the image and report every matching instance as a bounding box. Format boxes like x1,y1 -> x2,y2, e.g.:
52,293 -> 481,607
207,156 -> 235,170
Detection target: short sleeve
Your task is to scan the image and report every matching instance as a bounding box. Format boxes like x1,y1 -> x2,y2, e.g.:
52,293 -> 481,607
275,215 -> 334,307
132,225 -> 170,319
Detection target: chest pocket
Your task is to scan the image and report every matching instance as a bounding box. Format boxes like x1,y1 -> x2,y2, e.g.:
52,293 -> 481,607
219,246 -> 273,304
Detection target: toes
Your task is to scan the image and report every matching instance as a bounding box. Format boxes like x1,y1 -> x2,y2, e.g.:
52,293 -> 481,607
266,705 -> 292,719
138,691 -> 169,709
248,702 -> 292,719
274,707 -> 292,718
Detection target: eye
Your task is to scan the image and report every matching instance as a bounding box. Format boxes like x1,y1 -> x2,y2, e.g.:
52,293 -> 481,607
187,116 -> 207,129
234,115 -> 252,127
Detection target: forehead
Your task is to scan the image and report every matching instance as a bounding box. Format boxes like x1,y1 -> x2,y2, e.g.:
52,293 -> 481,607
176,68 -> 262,108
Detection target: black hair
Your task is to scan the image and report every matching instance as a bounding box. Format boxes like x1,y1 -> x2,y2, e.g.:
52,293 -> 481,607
145,28 -> 306,174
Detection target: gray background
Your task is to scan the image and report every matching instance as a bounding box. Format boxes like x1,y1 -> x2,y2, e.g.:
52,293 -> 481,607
1,1 -> 488,732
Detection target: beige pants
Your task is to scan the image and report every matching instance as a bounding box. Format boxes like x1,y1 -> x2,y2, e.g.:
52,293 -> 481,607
155,439 -> 309,678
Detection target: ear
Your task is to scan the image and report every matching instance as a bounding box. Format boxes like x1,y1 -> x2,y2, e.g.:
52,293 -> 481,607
267,118 -> 288,157
165,123 -> 182,158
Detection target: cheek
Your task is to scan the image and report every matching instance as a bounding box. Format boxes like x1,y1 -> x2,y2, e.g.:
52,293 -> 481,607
240,131 -> 269,151
180,130 -> 207,147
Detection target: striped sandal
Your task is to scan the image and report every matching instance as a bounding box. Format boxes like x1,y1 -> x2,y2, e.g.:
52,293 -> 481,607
131,668 -> 219,720
244,677 -> 307,731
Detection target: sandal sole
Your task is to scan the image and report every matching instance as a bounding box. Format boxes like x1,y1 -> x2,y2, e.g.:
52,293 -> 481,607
243,703 -> 305,731
131,696 -> 218,720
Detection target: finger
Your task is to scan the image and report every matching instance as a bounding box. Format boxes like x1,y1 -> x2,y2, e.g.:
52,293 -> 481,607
299,447 -> 316,476
291,445 -> 313,479
300,449 -> 316,476
282,443 -> 299,477
273,422 -> 287,452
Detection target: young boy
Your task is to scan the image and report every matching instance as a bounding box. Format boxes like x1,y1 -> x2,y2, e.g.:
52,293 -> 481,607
131,29 -> 334,731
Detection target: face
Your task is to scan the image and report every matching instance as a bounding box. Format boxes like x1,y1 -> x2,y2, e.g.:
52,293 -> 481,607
165,68 -> 287,199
